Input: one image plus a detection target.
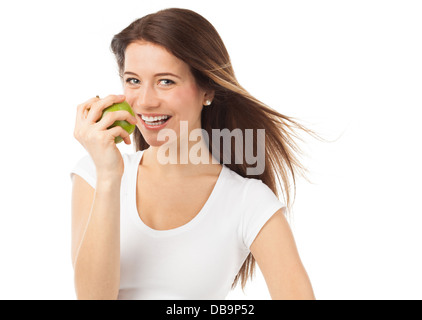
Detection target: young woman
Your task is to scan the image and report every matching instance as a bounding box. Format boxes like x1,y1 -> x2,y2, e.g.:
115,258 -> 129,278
71,8 -> 315,300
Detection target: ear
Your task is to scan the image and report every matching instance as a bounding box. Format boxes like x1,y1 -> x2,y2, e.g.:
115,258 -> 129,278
203,90 -> 215,105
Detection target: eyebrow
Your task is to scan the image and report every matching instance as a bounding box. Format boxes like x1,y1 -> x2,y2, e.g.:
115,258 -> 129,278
123,71 -> 182,79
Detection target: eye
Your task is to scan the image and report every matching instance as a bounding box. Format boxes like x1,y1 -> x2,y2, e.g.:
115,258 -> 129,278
158,79 -> 175,86
125,78 -> 140,86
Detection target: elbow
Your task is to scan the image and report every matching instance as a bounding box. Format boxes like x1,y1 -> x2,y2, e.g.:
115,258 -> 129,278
76,291 -> 119,300
271,289 -> 316,300
75,283 -> 120,300
270,281 -> 316,300
74,266 -> 120,300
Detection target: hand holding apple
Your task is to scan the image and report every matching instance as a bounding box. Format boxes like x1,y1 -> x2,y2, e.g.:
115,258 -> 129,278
98,101 -> 136,144
74,95 -> 137,179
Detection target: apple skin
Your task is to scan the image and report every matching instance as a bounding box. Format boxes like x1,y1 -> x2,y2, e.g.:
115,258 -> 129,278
100,101 -> 136,144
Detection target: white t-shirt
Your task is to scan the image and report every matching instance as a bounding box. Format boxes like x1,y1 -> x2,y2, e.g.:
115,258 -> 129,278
70,150 -> 285,300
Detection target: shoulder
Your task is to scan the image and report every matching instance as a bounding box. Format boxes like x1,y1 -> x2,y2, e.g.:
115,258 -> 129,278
222,166 -> 275,198
221,166 -> 283,215
221,166 -> 252,189
221,167 -> 286,250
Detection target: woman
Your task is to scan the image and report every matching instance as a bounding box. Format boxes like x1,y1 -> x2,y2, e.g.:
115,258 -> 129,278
71,8 -> 315,300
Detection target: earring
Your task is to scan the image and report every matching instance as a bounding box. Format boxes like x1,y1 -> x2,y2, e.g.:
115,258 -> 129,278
204,100 -> 212,106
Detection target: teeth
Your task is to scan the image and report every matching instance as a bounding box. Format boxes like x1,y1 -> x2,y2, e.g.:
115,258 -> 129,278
145,120 -> 166,126
141,114 -> 170,122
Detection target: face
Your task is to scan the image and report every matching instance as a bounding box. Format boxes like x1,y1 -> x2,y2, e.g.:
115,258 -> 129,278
123,41 -> 213,147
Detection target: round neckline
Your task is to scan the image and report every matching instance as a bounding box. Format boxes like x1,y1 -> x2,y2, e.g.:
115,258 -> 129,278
129,150 -> 227,237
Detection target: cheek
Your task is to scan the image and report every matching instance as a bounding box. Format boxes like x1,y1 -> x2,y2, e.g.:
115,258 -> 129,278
124,88 -> 136,105
169,85 -> 203,116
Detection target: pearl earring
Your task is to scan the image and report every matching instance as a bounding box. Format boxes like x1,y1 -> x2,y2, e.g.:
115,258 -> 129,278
204,100 -> 212,106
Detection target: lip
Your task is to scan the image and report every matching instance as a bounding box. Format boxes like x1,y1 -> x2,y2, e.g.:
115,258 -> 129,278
137,113 -> 172,130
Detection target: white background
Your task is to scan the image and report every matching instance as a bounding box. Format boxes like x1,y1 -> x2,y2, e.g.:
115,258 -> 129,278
0,0 -> 421,300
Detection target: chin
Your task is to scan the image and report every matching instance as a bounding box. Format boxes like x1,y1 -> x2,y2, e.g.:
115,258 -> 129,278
145,140 -> 169,148
141,132 -> 178,148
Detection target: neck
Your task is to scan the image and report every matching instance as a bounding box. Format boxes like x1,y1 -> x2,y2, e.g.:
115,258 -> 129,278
141,134 -> 221,178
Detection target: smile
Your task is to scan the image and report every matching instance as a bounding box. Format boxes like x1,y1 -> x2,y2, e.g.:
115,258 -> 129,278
141,114 -> 170,122
138,113 -> 172,129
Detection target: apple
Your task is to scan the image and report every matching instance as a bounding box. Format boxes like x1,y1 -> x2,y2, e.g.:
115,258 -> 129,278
99,101 -> 136,144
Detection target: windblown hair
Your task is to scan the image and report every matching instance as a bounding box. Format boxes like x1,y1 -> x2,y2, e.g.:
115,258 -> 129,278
111,8 -> 316,290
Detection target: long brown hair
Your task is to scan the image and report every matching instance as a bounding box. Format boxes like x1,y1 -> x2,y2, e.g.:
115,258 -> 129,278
111,8 -> 318,290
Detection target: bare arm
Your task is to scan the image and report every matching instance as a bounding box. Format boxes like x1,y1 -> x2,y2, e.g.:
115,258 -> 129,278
71,94 -> 137,300
250,209 -> 315,300
71,174 -> 121,300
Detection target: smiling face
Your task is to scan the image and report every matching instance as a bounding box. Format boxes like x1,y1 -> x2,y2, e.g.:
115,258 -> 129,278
123,41 -> 213,147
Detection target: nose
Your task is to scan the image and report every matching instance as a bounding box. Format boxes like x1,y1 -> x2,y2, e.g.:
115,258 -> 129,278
129,84 -> 160,111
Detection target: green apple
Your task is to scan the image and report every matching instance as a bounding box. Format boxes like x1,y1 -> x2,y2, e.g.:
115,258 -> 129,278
99,101 -> 136,144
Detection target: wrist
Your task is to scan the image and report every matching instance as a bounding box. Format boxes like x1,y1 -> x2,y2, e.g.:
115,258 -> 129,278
96,173 -> 123,186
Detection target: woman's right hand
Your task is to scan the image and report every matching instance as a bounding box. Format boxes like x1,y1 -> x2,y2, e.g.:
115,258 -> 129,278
74,94 -> 138,180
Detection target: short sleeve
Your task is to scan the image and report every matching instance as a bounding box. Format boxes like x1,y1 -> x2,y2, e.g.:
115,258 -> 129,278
70,154 -> 97,189
241,179 -> 286,250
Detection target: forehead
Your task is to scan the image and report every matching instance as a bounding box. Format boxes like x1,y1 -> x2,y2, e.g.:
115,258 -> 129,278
124,41 -> 189,76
